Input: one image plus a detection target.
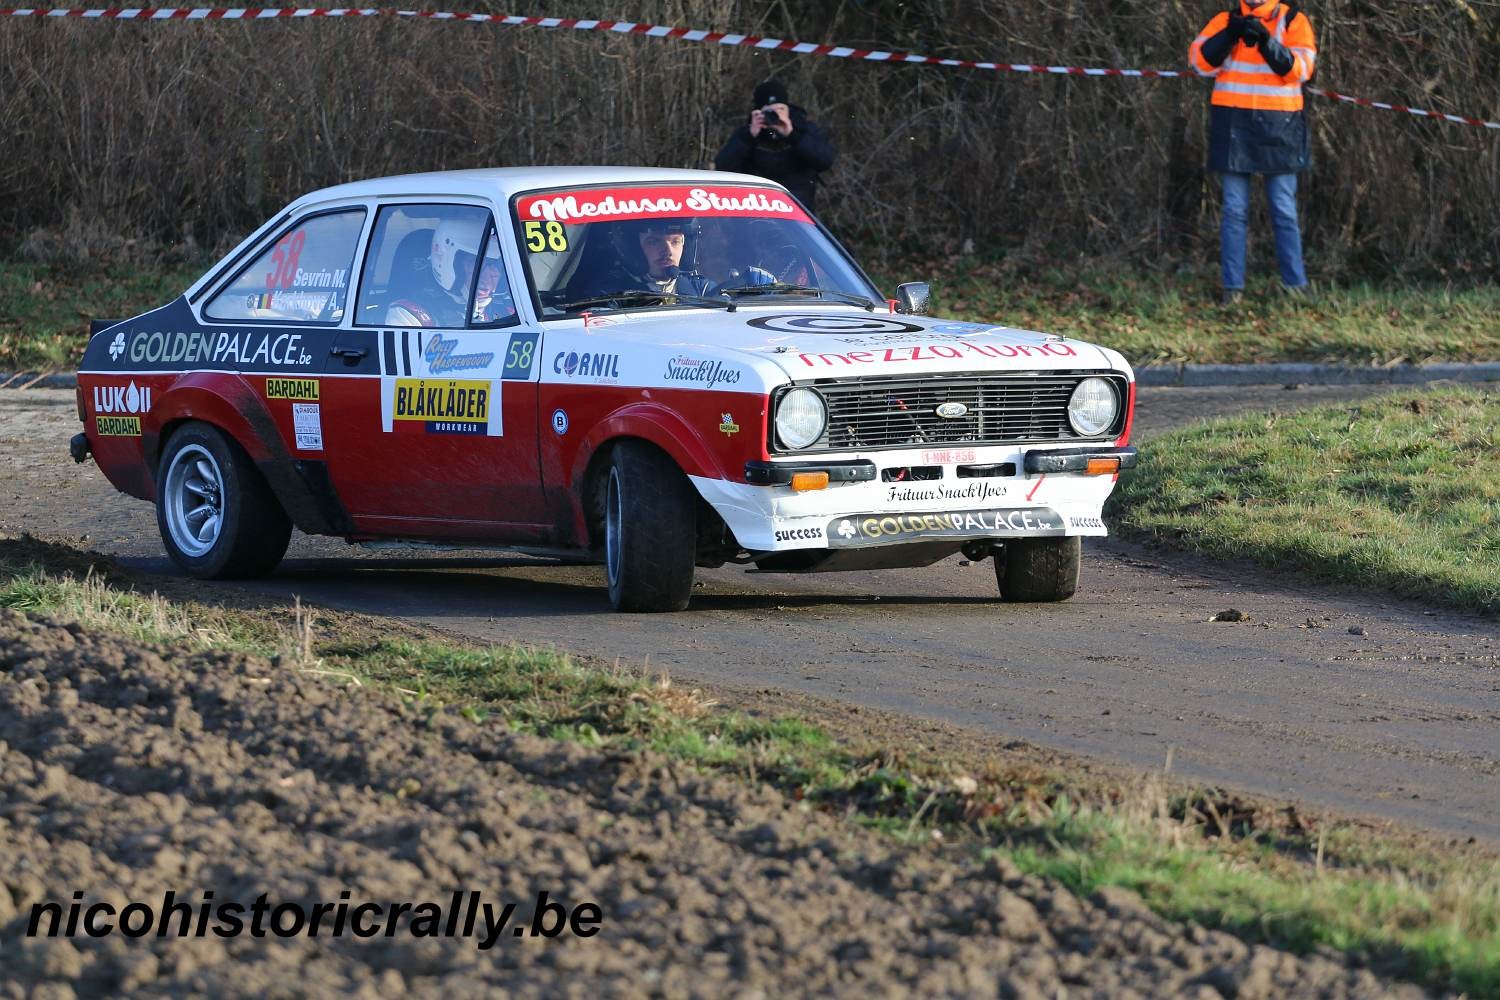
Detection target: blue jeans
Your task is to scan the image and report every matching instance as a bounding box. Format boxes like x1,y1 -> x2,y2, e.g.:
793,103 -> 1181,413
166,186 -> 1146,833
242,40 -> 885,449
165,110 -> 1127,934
1219,171 -> 1308,290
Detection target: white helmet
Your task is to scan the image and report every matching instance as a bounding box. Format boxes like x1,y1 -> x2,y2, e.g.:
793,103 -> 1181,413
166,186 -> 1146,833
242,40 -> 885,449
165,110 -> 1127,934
430,217 -> 483,291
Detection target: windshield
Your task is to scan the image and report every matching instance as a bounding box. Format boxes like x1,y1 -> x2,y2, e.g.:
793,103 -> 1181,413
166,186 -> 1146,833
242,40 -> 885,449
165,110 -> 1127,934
512,183 -> 880,318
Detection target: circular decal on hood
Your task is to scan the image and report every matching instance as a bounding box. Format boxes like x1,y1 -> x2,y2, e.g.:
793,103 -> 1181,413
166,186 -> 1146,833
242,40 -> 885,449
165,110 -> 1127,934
747,315 -> 925,335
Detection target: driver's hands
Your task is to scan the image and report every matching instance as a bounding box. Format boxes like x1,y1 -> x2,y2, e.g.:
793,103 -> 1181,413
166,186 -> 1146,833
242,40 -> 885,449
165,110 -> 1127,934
765,102 -> 793,137
748,109 -> 766,137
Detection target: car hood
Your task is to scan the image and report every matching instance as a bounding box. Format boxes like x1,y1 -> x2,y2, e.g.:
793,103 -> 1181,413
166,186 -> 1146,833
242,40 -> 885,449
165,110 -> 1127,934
546,305 -> 1122,385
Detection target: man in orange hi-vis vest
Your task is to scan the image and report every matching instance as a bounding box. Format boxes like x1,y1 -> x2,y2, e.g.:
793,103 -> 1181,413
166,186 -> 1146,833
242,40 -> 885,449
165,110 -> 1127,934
1190,2 -> 1317,304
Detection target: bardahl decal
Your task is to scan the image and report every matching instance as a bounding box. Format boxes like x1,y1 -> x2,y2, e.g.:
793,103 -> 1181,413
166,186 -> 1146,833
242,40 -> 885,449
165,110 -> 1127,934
96,415 -> 142,436
393,378 -> 491,435
265,378 -> 319,401
828,507 -> 1066,546
663,356 -> 741,390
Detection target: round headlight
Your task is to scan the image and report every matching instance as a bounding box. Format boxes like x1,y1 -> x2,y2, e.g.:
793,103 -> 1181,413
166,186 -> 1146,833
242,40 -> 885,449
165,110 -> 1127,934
1067,378 -> 1119,436
775,387 -> 827,450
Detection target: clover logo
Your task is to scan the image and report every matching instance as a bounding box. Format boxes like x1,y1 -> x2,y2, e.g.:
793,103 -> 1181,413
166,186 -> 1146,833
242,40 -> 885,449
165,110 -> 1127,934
108,331 -> 126,361
837,520 -> 856,539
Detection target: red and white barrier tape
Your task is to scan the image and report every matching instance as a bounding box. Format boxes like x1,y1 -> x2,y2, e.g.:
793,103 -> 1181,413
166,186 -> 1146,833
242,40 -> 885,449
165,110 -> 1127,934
4,6 -> 1497,131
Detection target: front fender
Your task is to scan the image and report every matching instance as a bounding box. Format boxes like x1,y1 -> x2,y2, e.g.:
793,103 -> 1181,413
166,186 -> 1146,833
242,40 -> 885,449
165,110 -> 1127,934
569,401 -> 736,493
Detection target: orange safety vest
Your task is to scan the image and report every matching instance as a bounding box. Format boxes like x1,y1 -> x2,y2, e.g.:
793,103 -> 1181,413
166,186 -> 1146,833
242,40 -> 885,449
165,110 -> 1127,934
1189,1 -> 1317,113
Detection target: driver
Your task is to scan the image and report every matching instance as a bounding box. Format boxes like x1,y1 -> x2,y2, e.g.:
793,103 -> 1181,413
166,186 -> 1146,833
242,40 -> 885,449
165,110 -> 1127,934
586,219 -> 716,298
387,219 -> 514,327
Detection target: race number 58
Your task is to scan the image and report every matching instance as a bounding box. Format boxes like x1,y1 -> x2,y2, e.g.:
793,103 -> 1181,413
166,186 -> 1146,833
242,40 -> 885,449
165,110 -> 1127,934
523,221 -> 568,253
265,230 -> 306,290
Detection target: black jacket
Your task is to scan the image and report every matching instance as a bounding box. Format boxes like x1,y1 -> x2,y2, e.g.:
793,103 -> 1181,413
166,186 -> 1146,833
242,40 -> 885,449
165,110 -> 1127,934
714,105 -> 836,214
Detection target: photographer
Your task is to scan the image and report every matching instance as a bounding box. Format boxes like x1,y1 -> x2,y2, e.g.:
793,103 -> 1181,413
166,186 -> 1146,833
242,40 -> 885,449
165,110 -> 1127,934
714,79 -> 836,216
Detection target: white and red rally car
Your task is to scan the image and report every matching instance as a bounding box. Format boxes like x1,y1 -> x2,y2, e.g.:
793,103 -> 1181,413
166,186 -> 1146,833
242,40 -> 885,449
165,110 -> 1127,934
73,167 -> 1136,611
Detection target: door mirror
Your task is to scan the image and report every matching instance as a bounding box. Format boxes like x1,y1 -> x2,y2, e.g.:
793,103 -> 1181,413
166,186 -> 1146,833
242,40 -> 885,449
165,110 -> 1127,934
895,282 -> 931,315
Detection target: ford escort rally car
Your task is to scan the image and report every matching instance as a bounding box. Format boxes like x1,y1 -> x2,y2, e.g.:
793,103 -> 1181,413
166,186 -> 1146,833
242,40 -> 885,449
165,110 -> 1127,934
73,166 -> 1136,612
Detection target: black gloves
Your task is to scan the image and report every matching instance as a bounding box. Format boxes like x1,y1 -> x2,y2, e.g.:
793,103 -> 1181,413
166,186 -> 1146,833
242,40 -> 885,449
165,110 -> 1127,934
1259,35 -> 1296,76
1226,14 -> 1249,40
1240,17 -> 1270,47
1199,21 -> 1237,67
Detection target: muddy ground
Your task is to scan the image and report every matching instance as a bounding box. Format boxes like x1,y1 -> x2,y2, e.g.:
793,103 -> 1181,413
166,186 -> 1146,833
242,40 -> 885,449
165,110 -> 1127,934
0,609 -> 1426,998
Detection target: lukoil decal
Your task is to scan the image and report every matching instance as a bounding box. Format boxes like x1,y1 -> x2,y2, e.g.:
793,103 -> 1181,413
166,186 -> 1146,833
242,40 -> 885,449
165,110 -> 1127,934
828,507 -> 1066,546
265,378 -> 319,401
551,351 -> 621,381
718,413 -> 741,436
93,382 -> 152,414
123,329 -> 313,369
292,402 -> 323,451
663,356 -> 741,390
392,378 -> 491,435
425,334 -> 495,375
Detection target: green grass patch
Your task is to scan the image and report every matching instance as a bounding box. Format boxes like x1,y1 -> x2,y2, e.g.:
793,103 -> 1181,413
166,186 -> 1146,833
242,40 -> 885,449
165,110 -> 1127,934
875,259 -> 1500,366
1107,387 -> 1500,615
2,535 -> 1498,995
0,260 -> 201,372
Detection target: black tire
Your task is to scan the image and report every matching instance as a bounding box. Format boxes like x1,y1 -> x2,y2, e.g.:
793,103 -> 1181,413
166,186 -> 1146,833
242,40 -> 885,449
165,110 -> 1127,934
604,441 -> 696,612
155,422 -> 291,579
997,536 -> 1081,602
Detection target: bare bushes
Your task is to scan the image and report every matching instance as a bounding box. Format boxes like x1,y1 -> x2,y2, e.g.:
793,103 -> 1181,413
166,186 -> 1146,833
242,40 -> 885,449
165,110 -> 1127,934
0,0 -> 1495,275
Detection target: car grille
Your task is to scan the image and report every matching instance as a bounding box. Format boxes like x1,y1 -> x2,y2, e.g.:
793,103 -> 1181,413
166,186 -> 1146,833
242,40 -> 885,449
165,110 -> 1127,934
783,373 -> 1126,454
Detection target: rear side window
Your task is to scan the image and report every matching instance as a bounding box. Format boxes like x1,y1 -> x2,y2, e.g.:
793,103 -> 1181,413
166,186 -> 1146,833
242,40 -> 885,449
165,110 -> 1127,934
205,209 -> 366,323
355,204 -> 518,329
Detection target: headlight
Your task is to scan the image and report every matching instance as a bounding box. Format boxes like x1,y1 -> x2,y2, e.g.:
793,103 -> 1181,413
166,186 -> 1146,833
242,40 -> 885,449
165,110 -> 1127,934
775,387 -> 827,450
1067,378 -> 1119,436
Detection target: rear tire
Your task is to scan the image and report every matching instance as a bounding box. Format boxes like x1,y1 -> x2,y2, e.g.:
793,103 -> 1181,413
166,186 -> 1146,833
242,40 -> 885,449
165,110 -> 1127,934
997,536 -> 1080,602
155,422 -> 291,579
604,441 -> 697,612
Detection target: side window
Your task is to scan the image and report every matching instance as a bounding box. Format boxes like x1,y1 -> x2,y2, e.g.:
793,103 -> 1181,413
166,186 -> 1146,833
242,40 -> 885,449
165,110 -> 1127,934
355,204 -> 518,329
205,209 -> 365,323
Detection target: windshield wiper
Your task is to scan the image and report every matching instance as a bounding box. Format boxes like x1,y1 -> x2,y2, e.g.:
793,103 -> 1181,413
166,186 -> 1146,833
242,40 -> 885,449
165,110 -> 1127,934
718,283 -> 877,310
554,289 -> 735,314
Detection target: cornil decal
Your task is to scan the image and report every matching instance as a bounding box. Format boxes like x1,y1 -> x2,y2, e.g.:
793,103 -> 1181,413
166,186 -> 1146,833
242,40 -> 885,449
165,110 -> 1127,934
829,507 -> 1066,546
552,351 -> 621,382
663,356 -> 741,390
93,382 -> 152,415
425,334 -> 496,374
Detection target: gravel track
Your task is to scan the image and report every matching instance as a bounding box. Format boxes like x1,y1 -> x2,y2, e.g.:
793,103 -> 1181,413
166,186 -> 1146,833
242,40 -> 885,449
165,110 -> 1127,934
0,611 -> 1424,998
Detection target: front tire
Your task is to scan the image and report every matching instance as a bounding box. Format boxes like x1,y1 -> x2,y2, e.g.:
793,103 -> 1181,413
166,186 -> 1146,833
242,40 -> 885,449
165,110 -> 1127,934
997,536 -> 1080,602
155,422 -> 291,579
604,442 -> 696,612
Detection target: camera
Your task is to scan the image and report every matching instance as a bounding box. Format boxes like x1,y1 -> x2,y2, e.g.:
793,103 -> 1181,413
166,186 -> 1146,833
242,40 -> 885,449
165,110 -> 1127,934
761,107 -> 784,131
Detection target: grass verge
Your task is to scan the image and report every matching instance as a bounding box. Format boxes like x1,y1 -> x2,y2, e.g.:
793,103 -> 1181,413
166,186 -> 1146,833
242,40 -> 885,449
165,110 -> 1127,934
1106,386 -> 1500,615
2,534 -> 1497,995
877,258 -> 1500,366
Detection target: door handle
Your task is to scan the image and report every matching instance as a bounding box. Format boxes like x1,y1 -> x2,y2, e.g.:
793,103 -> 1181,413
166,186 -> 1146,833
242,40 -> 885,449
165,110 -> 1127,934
330,346 -> 369,360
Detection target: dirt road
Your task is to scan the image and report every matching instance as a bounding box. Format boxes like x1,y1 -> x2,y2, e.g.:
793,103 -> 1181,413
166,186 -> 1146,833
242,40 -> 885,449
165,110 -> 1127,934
4,385 -> 1496,842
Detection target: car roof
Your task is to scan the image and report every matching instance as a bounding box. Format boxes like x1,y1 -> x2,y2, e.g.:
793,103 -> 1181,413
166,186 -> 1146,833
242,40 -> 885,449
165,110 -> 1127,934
290,166 -> 785,211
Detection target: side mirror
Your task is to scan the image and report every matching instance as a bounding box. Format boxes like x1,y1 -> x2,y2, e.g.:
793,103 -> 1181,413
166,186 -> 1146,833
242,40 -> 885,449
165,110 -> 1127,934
895,282 -> 930,316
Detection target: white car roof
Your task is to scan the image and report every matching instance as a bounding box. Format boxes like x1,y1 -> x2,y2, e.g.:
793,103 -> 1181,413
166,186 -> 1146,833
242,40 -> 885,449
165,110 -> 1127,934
290,166 -> 785,212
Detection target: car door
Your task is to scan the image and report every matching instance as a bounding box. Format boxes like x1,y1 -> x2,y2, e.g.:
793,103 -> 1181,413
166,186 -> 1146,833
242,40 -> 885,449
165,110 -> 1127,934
318,201 -> 547,539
